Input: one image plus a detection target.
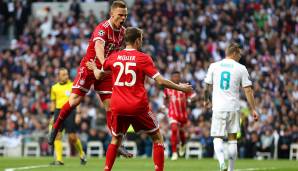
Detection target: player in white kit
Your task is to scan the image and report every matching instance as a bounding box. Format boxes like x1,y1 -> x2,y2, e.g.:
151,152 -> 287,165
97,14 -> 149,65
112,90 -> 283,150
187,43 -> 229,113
204,43 -> 259,171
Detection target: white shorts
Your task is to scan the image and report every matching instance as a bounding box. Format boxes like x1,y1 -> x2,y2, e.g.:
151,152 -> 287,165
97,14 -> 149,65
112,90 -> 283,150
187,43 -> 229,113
210,111 -> 240,137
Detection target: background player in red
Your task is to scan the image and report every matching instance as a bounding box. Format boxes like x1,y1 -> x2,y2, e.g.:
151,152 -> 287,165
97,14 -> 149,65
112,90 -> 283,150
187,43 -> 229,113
87,27 -> 193,171
48,0 -> 132,157
164,71 -> 196,160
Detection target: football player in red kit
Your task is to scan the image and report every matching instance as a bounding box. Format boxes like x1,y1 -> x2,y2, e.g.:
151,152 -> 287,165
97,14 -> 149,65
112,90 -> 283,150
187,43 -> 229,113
48,0 -> 132,157
87,27 -> 192,171
164,71 -> 196,160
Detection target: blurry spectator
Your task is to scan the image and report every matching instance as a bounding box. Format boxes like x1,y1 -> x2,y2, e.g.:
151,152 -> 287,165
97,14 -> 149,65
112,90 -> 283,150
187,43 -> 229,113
259,128 -> 274,156
70,0 -> 81,20
278,126 -> 292,159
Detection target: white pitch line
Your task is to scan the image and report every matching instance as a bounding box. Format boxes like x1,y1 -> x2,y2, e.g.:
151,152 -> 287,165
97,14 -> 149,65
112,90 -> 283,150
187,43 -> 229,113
235,167 -> 277,171
4,165 -> 50,171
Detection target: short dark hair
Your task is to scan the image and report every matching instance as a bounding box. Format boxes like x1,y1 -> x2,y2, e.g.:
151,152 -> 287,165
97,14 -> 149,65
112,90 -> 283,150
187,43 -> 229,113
125,27 -> 143,44
225,42 -> 241,56
111,0 -> 127,10
171,71 -> 180,75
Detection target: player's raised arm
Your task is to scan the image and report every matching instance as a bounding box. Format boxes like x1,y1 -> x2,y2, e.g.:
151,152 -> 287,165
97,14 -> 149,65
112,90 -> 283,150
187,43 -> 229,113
243,86 -> 259,121
154,75 -> 192,93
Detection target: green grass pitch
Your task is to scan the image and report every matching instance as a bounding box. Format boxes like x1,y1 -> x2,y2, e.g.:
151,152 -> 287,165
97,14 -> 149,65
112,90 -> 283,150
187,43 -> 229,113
0,157 -> 297,171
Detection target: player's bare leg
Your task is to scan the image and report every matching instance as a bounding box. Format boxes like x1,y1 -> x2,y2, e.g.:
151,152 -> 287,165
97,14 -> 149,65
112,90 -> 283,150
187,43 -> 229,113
104,135 -> 123,171
102,98 -> 133,158
149,131 -> 164,171
68,133 -> 87,165
48,93 -> 83,145
213,136 -> 227,171
227,133 -> 237,171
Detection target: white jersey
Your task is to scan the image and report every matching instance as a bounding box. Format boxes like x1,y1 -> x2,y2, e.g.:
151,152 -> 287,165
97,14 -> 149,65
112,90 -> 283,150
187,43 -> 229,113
204,58 -> 252,112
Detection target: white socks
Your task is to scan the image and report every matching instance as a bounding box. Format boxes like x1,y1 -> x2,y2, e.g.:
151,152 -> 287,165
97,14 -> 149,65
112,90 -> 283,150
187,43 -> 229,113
214,138 -> 238,171
228,140 -> 237,171
213,138 -> 225,166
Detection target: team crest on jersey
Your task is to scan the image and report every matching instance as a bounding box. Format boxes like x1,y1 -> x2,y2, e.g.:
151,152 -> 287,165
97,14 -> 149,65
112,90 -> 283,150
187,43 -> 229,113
98,30 -> 105,36
79,80 -> 85,85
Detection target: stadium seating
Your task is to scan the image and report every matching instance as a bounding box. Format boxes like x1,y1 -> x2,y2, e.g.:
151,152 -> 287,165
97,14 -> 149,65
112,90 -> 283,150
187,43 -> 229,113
256,152 -> 271,160
185,142 -> 203,159
0,142 -> 5,156
289,143 -> 298,160
24,142 -> 40,157
87,141 -> 104,158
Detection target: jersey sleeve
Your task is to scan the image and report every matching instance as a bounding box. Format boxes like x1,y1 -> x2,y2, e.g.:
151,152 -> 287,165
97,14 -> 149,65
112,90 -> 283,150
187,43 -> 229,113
50,86 -> 56,101
92,25 -> 108,43
143,55 -> 160,79
241,66 -> 252,87
204,63 -> 214,84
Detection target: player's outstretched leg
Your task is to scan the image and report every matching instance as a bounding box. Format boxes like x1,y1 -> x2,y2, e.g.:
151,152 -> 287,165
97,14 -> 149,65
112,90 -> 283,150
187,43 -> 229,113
227,134 -> 237,171
213,137 -> 227,171
170,123 -> 178,160
149,131 -> 164,171
48,93 -> 82,145
104,135 -> 122,171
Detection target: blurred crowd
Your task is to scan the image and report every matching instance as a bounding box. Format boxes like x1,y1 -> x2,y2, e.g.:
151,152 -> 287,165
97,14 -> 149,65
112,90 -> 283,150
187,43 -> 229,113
0,0 -> 297,159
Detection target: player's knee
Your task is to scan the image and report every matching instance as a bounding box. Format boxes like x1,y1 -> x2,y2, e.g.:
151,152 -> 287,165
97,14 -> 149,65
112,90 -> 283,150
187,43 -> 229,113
56,132 -> 63,140
228,133 -> 237,141
150,131 -> 164,144
102,99 -> 111,111
68,133 -> 77,144
111,135 -> 122,146
69,94 -> 82,107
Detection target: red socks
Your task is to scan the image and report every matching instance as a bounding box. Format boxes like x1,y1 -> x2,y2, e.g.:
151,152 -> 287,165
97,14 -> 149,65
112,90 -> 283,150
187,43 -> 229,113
153,143 -> 164,171
170,123 -> 178,153
104,144 -> 118,171
53,102 -> 75,129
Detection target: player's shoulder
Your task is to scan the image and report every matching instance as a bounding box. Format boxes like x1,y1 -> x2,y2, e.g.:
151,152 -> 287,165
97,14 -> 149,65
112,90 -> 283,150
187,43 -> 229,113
234,62 -> 247,71
51,82 -> 59,89
97,20 -> 110,28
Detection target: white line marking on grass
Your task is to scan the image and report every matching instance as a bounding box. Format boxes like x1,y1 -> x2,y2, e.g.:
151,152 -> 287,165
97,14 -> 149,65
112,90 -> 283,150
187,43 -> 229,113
4,165 -> 50,171
235,167 -> 277,171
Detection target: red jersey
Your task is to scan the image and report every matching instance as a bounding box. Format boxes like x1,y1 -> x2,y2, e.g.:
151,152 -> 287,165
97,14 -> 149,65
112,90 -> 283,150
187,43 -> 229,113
164,88 -> 195,123
81,20 -> 125,67
103,49 -> 160,115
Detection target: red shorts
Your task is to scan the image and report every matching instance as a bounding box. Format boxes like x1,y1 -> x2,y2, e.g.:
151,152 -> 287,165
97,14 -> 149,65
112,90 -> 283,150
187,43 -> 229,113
72,66 -> 112,101
111,111 -> 159,137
